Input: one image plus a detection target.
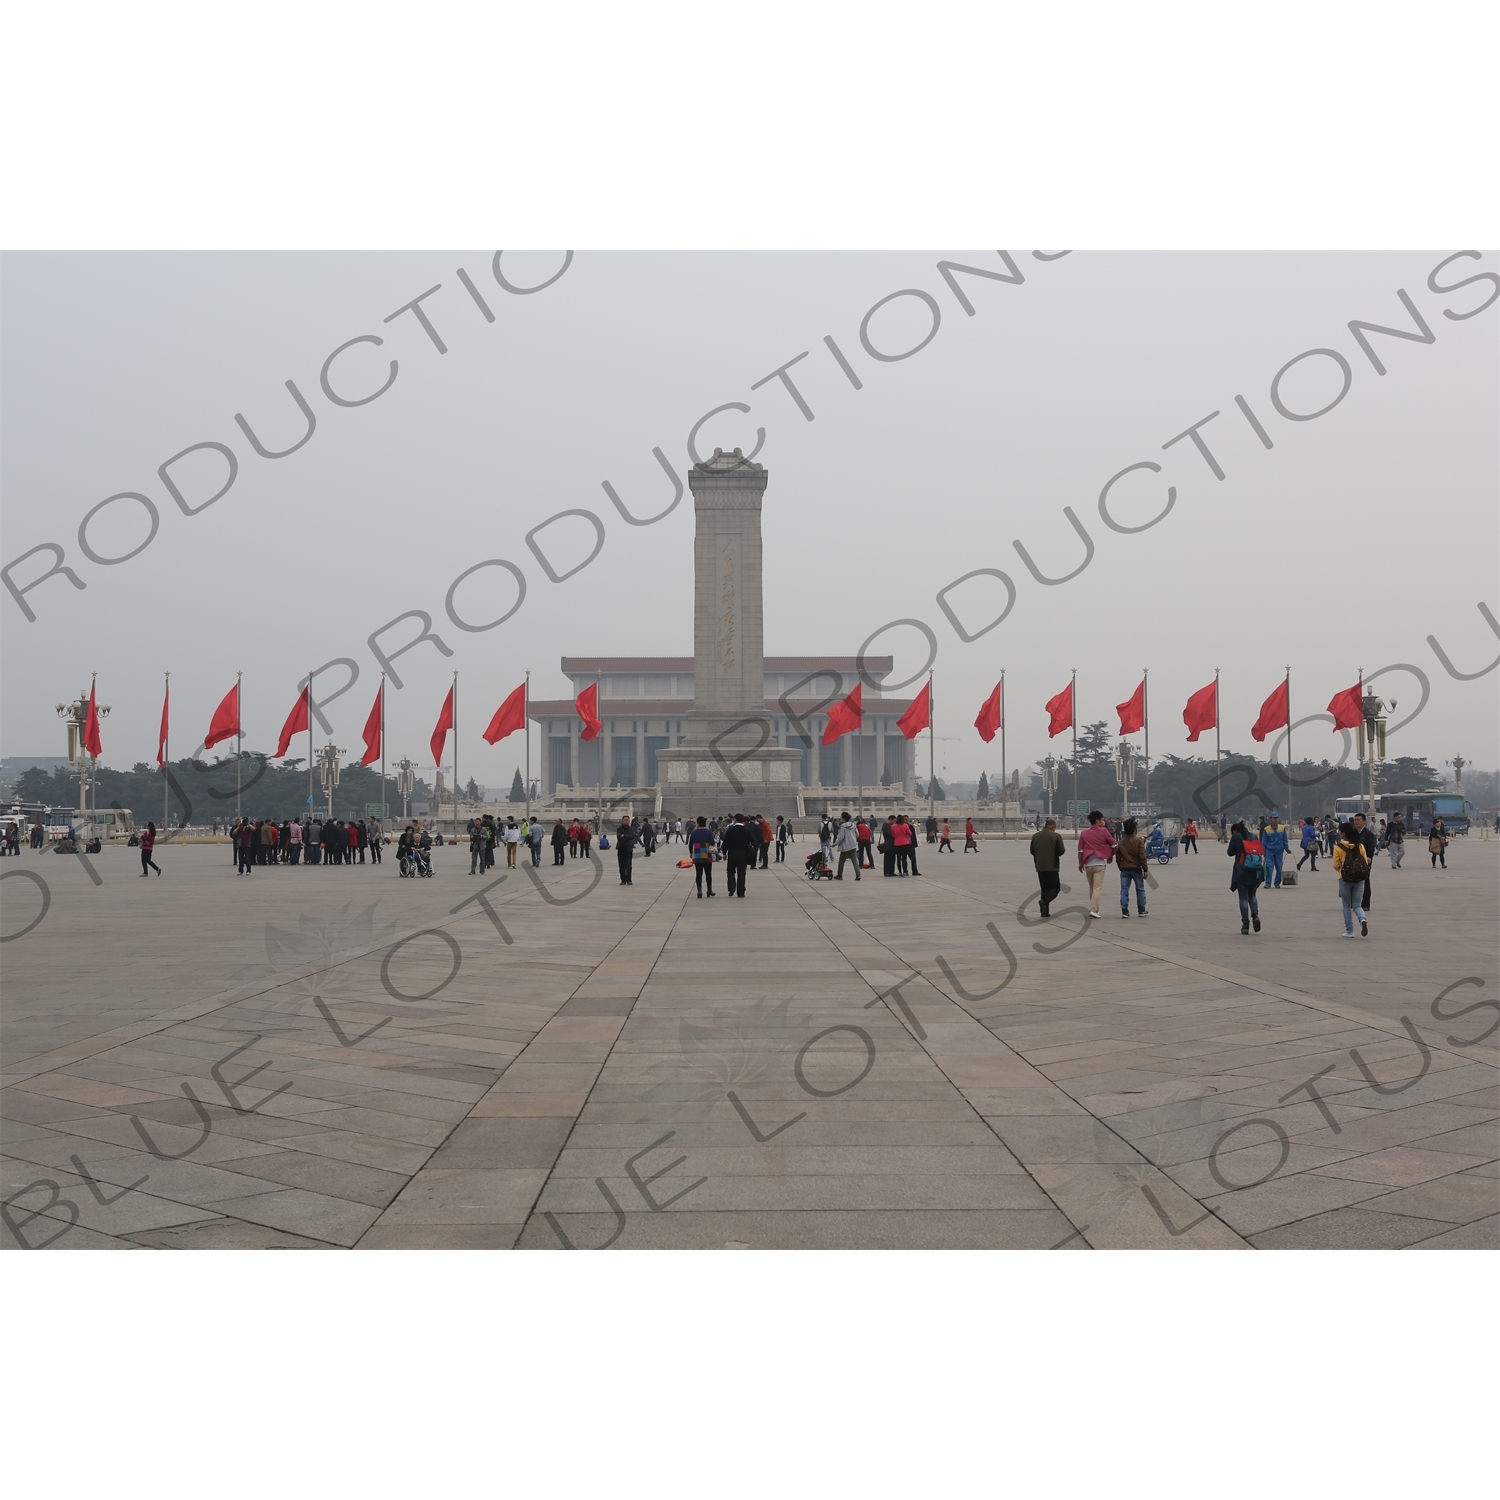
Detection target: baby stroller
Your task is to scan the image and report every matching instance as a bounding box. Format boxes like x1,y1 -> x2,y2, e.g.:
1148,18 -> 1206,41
805,848 -> 834,881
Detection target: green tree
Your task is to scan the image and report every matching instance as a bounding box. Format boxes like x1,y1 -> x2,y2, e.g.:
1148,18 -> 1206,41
930,777 -> 946,801
976,771 -> 990,801
465,777 -> 481,802
1075,720 -> 1112,766
509,768 -> 525,802
1384,756 -> 1440,790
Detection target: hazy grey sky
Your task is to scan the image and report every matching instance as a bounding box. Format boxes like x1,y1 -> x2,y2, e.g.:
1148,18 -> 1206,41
3,250 -> 1496,785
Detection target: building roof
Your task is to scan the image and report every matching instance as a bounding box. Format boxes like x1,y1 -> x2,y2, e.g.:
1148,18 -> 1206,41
559,656 -> 895,673
530,697 -> 916,719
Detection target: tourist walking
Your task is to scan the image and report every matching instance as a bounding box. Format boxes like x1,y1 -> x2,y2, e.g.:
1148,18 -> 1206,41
1429,817 -> 1449,869
1296,817 -> 1319,872
1116,817 -> 1147,917
504,816 -> 521,868
1181,819 -> 1198,853
1352,812 -> 1377,914
615,814 -> 636,885
939,819 -> 953,852
721,813 -> 752,897
925,813 -> 939,845
551,819 -> 568,865
834,812 -> 862,881
1333,821 -> 1370,936
855,816 -> 873,868
530,819 -> 544,866
964,817 -> 978,853
469,821 -> 485,874
1386,813 -> 1405,868
1029,817 -> 1065,917
775,815 -> 788,862
139,821 -> 162,876
1226,819 -> 1266,934
1076,810 -> 1116,918
689,815 -> 715,897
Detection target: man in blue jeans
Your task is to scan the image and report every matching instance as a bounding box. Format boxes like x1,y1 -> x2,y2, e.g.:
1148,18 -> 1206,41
1262,816 -> 1289,888
1115,817 -> 1148,917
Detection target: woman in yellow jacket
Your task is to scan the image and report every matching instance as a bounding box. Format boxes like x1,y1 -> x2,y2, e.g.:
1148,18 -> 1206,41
1332,822 -> 1370,937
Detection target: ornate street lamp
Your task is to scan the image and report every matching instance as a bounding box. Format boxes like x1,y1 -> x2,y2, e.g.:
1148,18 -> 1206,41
395,758 -> 416,820
318,741 -> 345,822
1358,691 -> 1392,819
56,686 -> 110,829
1040,755 -> 1059,821
1114,740 -> 1137,820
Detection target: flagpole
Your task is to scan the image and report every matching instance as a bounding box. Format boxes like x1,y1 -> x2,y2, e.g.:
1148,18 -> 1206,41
595,670 -> 602,834
452,670 -> 459,840
1284,667 -> 1291,827
1000,669 -> 1007,840
163,671 -> 170,833
927,669 -> 935,823
308,668 -> 315,825
1214,667 -> 1222,829
525,670 -> 532,821
380,670 -> 387,824
236,671 -> 243,821
1142,668 -> 1150,821
1070,668 -> 1078,830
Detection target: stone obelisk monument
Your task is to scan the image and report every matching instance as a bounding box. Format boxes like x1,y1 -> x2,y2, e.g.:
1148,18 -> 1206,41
655,448 -> 802,816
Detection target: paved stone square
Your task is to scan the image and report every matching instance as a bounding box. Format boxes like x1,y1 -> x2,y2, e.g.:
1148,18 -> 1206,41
3,834 -> 1496,1249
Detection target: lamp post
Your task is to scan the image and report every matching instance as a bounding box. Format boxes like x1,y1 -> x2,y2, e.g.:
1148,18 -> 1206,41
318,741 -> 345,823
1114,740 -> 1137,820
56,688 -> 110,831
1040,755 -> 1059,821
395,758 -> 415,821
1359,691 -> 1390,820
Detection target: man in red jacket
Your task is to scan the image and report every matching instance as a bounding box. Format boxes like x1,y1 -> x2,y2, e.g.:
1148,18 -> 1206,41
1076,810 -> 1117,918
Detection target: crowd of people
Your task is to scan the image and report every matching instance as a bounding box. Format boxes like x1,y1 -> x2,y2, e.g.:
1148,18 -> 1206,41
226,815 -> 387,873
1023,803 -> 1459,938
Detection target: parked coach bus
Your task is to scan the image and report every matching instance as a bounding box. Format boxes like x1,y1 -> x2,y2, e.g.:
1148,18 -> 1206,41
1334,792 -> 1471,836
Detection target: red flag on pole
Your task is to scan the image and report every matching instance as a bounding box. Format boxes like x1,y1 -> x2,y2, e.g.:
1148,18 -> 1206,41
1044,680 -> 1073,738
205,682 -> 240,749
1327,682 -> 1363,730
897,682 -> 930,739
156,681 -> 170,767
430,686 -> 455,769
974,681 -> 1003,743
483,682 -> 527,745
822,682 -> 863,744
1250,679 -> 1290,742
1183,681 -> 1217,742
576,681 -> 602,742
275,685 -> 311,759
1117,680 -> 1145,736
360,684 -> 383,766
84,680 -> 103,759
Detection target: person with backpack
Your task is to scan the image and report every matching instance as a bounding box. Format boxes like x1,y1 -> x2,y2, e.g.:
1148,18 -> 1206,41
1352,812 -> 1377,914
689,815 -> 716,897
1333,820 -> 1370,936
1076,810 -> 1116,918
1115,817 -> 1148,917
1226,819 -> 1266,934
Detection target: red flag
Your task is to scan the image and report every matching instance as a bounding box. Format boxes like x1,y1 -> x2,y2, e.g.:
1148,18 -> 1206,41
156,682 -> 170,767
1327,682 -> 1363,730
975,681 -> 1003,743
897,682 -> 930,740
1117,680 -> 1145,736
822,682 -> 863,744
576,681 -> 602,742
275,685 -> 310,759
205,682 -> 240,749
1250,678 -> 1289,742
83,681 -> 103,759
430,686 -> 455,768
1045,680 -> 1073,738
360,684 -> 383,766
483,682 -> 527,745
1183,680 -> 1217,742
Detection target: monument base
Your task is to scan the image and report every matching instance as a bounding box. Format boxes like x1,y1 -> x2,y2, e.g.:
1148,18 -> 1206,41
654,744 -> 805,819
